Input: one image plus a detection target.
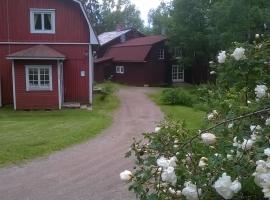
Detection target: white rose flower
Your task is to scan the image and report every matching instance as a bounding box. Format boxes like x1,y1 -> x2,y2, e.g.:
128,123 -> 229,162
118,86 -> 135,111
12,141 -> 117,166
233,137 -> 241,148
255,85 -> 268,99
161,166 -> 177,186
210,71 -> 216,75
264,148 -> 270,157
207,113 -> 214,120
199,157 -> 208,168
157,156 -> 170,169
231,47 -> 246,61
241,139 -> 254,151
182,181 -> 201,200
255,34 -> 260,39
217,51 -> 226,63
266,118 -> 270,126
168,187 -> 176,195
155,127 -> 161,132
228,123 -> 234,129
231,180 -> 242,193
201,133 -> 217,145
213,173 -> 241,199
120,170 -> 133,181
227,154 -> 233,160
157,156 -> 177,169
176,190 -> 182,196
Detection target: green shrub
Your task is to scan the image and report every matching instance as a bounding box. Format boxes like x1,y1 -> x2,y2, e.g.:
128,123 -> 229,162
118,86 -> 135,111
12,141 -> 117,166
99,81 -> 117,101
160,88 -> 196,107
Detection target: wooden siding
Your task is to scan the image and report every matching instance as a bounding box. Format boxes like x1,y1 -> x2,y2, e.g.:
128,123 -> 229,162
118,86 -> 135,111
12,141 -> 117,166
0,0 -> 91,106
0,44 -> 90,105
0,0 -> 89,43
14,60 -> 59,109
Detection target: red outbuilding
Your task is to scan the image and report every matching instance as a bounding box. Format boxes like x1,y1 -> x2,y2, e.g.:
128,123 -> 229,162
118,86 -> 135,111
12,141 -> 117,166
95,35 -> 171,86
0,0 -> 98,110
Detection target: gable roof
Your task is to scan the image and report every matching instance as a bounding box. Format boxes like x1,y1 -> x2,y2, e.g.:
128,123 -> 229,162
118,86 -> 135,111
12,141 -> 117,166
72,0 -> 99,45
104,35 -> 167,62
113,35 -> 166,47
7,45 -> 66,60
98,29 -> 132,46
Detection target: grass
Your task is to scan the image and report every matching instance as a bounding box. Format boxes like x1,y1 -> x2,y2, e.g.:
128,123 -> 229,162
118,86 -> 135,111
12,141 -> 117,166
0,93 -> 120,167
149,90 -> 205,130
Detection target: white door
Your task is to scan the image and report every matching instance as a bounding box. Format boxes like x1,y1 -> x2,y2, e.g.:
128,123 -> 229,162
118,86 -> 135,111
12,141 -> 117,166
172,65 -> 184,82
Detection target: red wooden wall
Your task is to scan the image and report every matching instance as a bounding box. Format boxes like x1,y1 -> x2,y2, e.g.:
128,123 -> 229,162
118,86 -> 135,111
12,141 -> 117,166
0,0 -> 91,105
14,60 -> 59,109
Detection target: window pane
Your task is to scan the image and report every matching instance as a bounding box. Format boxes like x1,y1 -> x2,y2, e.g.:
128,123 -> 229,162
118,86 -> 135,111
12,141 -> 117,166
34,14 -> 42,30
44,14 -> 52,30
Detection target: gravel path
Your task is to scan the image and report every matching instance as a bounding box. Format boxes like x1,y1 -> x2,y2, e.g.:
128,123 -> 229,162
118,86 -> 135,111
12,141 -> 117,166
0,87 -> 163,200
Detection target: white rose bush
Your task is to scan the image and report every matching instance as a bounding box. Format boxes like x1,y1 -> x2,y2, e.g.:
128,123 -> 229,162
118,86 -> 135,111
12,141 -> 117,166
121,37 -> 270,199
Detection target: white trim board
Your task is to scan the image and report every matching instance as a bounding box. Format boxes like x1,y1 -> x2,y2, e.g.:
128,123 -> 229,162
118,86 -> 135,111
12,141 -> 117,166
0,42 -> 90,45
12,61 -> 16,110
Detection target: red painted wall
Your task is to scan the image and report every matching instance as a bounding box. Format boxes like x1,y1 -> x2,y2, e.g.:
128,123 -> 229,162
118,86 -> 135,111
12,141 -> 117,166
0,0 -> 91,106
14,60 -> 59,109
0,0 -> 89,43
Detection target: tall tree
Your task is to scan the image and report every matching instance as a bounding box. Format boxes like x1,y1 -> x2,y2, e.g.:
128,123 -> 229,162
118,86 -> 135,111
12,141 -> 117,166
99,0 -> 144,32
147,1 -> 172,35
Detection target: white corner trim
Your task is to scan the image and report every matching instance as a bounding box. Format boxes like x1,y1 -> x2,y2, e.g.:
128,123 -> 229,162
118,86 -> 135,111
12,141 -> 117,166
89,45 -> 93,105
12,61 -> 17,110
57,61 -> 62,109
72,0 -> 99,45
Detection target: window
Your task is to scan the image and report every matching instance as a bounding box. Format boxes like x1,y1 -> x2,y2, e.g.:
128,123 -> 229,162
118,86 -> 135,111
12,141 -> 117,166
116,66 -> 124,74
158,49 -> 165,60
30,9 -> 55,34
26,66 -> 52,91
172,65 -> 184,82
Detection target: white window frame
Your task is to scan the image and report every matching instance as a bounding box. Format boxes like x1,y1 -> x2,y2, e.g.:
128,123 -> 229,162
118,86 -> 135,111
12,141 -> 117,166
158,49 -> 165,60
25,65 -> 53,91
30,9 -> 56,34
172,65 -> 184,82
116,66 -> 124,74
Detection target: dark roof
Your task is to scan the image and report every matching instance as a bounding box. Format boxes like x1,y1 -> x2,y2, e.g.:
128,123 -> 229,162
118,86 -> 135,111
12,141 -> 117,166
104,46 -> 151,62
103,35 -> 167,62
7,45 -> 66,60
94,57 -> 113,64
113,35 -> 166,47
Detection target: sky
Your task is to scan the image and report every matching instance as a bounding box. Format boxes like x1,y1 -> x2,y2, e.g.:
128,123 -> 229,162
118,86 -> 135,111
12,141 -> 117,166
130,0 -> 163,25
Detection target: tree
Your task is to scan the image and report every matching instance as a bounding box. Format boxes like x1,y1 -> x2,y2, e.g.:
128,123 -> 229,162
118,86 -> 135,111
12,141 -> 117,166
147,1 -> 172,35
99,0 -> 144,32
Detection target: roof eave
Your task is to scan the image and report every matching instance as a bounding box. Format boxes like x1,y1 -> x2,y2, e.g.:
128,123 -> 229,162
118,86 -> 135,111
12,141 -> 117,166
6,57 -> 66,60
72,0 -> 99,45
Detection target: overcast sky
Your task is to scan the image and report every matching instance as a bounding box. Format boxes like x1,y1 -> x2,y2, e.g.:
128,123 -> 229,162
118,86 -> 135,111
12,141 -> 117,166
130,0 -> 163,25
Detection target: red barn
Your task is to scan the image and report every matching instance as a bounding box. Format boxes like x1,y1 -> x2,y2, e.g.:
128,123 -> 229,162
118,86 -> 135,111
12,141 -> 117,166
95,35 -> 171,86
0,0 -> 98,110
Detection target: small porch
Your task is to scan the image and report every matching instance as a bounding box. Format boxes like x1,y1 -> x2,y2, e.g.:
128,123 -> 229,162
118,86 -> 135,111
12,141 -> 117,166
6,45 -> 65,110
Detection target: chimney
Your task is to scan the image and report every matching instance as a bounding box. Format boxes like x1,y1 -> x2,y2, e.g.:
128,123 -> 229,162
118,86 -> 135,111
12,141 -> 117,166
116,24 -> 124,31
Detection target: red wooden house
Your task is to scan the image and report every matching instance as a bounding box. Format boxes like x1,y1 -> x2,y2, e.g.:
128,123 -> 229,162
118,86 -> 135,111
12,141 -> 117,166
0,0 -> 98,110
95,35 -> 171,86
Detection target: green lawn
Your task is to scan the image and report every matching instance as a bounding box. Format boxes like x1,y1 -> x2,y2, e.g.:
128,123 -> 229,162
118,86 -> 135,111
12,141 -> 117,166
149,90 -> 205,130
0,94 -> 119,166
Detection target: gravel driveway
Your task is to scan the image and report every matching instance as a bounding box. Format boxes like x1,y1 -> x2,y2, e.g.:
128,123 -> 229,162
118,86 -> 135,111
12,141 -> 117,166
0,87 -> 163,200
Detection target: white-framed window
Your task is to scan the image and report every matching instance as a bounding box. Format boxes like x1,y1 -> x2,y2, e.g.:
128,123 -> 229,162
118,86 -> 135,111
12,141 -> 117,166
172,65 -> 184,82
158,49 -> 165,60
116,66 -> 124,74
25,65 -> 53,91
30,9 -> 55,34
